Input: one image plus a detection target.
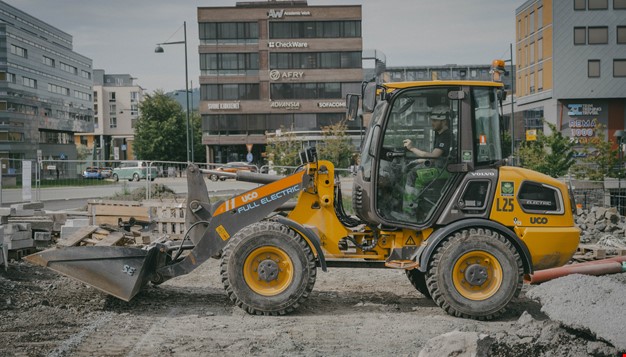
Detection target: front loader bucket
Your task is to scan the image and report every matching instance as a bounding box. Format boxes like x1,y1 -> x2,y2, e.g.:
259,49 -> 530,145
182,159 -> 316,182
24,246 -> 160,302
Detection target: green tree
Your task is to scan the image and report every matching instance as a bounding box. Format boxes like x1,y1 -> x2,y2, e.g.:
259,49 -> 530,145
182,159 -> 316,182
570,124 -> 620,180
501,131 -> 512,159
517,121 -> 575,178
190,111 -> 205,163
265,127 -> 301,170
317,120 -> 354,169
133,91 -> 188,162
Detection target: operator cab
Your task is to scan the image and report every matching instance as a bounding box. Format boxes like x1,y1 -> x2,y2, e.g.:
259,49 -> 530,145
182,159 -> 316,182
348,81 -> 505,228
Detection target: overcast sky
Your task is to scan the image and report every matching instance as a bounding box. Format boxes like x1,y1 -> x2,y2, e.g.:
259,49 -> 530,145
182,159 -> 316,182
4,0 -> 525,93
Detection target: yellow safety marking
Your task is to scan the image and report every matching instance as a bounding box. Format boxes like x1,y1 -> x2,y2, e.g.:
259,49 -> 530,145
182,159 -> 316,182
405,236 -> 416,245
216,225 -> 230,241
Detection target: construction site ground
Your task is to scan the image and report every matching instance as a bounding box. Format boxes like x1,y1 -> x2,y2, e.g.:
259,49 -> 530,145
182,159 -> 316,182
1,255 -> 625,356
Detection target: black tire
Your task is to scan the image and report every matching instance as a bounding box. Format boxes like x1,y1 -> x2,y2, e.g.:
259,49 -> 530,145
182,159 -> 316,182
133,173 -> 140,182
406,269 -> 431,299
220,221 -> 317,315
219,177 -> 226,181
112,173 -> 119,182
426,228 -> 523,320
209,174 -> 219,182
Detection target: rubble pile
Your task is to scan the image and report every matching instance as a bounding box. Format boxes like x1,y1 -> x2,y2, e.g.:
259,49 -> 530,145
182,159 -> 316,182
575,206 -> 626,257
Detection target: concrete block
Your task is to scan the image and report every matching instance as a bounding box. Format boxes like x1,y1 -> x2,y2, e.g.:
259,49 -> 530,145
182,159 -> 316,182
3,223 -> 31,235
64,219 -> 89,228
10,202 -> 44,210
11,209 -> 36,217
6,238 -> 34,250
34,231 -> 51,241
0,207 -> 16,217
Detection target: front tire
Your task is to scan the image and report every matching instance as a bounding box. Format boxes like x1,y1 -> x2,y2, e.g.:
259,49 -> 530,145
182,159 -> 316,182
133,173 -> 140,182
220,221 -> 317,315
209,174 -> 219,182
426,228 -> 523,320
406,269 -> 431,299
112,173 -> 119,182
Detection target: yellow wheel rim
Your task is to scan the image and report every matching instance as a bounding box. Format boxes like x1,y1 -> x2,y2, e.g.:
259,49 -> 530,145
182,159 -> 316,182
243,246 -> 294,296
452,250 -> 503,301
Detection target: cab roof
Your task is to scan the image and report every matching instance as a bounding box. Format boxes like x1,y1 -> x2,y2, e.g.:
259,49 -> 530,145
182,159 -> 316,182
383,80 -> 504,90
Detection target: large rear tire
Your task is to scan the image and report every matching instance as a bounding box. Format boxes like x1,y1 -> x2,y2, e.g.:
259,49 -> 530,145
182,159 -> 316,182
220,221 -> 317,315
406,269 -> 431,299
426,228 -> 523,320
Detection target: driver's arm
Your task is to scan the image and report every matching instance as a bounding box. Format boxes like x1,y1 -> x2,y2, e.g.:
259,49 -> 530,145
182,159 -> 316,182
403,139 -> 443,159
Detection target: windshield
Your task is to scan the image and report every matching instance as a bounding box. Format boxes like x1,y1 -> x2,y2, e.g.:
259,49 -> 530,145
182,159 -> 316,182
472,87 -> 502,165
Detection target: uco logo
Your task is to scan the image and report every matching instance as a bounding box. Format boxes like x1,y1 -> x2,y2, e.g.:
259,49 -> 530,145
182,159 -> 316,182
269,70 -> 281,81
241,191 -> 259,203
530,217 -> 548,224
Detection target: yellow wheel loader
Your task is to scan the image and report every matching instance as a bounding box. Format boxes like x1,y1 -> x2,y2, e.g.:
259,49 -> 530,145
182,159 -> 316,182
26,70 -> 580,320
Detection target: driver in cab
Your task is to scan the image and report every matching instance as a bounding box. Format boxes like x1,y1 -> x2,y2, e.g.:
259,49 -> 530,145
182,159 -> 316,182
403,105 -> 451,164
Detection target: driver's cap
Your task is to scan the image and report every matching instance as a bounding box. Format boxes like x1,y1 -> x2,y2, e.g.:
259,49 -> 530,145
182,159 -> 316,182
430,105 -> 449,120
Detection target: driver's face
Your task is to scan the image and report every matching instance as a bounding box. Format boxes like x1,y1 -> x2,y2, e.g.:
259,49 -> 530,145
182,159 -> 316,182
431,119 -> 445,131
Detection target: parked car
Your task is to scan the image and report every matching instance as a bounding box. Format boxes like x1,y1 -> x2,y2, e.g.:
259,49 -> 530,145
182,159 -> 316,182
82,167 -> 102,179
99,167 -> 113,179
209,162 -> 258,181
112,161 -> 158,182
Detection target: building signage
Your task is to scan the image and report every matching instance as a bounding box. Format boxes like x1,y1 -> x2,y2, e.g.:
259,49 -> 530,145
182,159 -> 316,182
267,9 -> 311,19
317,101 -> 346,108
271,101 -> 300,110
567,104 -> 602,116
208,102 -> 240,110
268,41 -> 308,48
569,118 -> 596,140
269,70 -> 304,81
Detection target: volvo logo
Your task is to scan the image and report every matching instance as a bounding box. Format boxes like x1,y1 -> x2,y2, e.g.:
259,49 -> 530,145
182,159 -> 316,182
241,191 -> 259,203
530,217 -> 548,224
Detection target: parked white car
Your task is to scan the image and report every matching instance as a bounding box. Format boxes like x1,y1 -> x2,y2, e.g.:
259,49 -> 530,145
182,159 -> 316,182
112,161 -> 158,182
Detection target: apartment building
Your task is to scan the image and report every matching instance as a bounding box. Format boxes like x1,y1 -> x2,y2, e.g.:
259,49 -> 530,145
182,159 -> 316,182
0,1 -> 93,169
76,70 -> 144,161
515,0 -> 626,147
197,1 -> 363,164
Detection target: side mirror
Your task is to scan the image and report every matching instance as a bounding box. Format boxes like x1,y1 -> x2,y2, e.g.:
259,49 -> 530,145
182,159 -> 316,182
345,94 -> 360,121
498,89 -> 507,101
362,81 -> 377,113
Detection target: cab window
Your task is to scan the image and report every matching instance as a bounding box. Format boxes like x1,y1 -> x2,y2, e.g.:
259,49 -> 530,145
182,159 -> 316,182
472,87 -> 502,165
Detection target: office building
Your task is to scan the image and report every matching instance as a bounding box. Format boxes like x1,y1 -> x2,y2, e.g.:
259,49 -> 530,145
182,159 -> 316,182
0,0 -> 93,169
515,0 -> 626,146
197,0 -> 363,164
77,70 -> 144,161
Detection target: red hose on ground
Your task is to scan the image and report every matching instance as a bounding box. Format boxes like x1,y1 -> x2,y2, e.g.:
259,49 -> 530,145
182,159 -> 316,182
526,256 -> 626,284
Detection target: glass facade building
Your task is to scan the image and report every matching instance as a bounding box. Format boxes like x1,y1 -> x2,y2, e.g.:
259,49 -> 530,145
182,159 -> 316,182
0,1 -> 93,168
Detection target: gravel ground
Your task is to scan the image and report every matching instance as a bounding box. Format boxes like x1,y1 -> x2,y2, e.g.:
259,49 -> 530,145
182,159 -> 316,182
1,257 -> 623,356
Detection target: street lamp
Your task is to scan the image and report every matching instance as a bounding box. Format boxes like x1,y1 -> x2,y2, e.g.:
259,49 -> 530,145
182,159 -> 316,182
155,21 -> 191,163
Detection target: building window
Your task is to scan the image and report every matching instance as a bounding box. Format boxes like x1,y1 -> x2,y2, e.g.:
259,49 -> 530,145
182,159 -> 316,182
518,19 -> 522,38
199,22 -> 259,45
537,38 -> 543,60
48,83 -> 69,96
59,62 -> 78,75
588,60 -> 601,77
614,59 -> 626,77
537,7 -> 543,29
200,53 -> 260,76
537,69 -> 543,91
109,92 -> 116,102
202,83 -> 260,101
80,70 -> 91,79
269,51 -> 361,70
269,21 -> 361,39
588,27 -> 608,44
518,48 -> 522,68
22,77 -> 37,89
529,72 -> 535,93
10,44 -> 27,58
7,73 -> 16,84
574,27 -> 586,45
618,26 -> 626,44
529,11 -> 535,33
574,0 -> 586,10
588,0 -> 608,9
109,116 -> 117,129
530,42 -> 535,64
616,0 -> 626,9
43,56 -> 55,67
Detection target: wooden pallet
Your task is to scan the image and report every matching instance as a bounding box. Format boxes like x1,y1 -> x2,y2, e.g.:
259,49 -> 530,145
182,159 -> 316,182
576,244 -> 626,259
144,199 -> 187,238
